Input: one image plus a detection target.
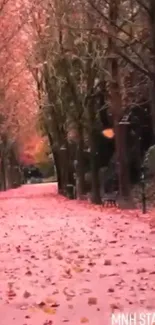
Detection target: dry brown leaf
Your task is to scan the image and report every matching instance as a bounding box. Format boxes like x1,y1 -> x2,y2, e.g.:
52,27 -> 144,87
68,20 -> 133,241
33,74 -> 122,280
55,251 -> 63,260
63,287 -> 76,299
137,268 -> 147,274
45,297 -> 56,304
88,261 -> 96,267
110,303 -> 122,312
73,266 -> 84,273
16,245 -> 21,252
81,288 -> 92,294
81,317 -> 89,323
88,297 -> 97,305
7,283 -> 16,299
8,290 -> 16,299
23,291 -> 31,298
37,301 -> 46,308
25,269 -> 32,276
53,289 -> 59,295
29,307 -> 37,313
104,259 -> 112,266
44,297 -> 60,307
102,128 -> 114,138
42,306 -> 56,315
63,268 -> 72,278
69,250 -> 79,254
47,249 -> 51,258
99,274 -> 106,278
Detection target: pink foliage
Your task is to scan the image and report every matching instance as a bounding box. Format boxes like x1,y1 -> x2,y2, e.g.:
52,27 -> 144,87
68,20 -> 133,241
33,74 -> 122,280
0,0 -> 40,155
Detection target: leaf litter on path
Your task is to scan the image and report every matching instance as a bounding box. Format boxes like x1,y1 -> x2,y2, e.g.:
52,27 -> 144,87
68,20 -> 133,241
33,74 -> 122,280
0,183 -> 155,325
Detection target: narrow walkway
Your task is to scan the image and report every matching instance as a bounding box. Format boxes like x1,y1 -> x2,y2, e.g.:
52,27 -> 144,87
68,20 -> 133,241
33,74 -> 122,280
0,183 -> 154,325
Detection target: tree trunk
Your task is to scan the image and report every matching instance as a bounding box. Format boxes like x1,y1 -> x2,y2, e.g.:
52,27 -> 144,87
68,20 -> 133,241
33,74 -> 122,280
90,135 -> 101,204
8,147 -> 22,188
108,0 -> 132,207
110,60 -> 132,206
60,145 -> 69,196
0,154 -> 6,191
52,148 -> 63,194
149,81 -> 155,140
76,130 -> 86,199
0,135 -> 8,191
43,64 -> 70,195
114,122 -> 130,198
44,125 -> 65,194
5,157 -> 12,189
149,0 -> 155,140
86,93 -> 101,205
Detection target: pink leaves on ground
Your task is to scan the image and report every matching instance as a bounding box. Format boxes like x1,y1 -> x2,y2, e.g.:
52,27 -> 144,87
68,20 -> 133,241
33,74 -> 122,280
0,183 -> 154,325
7,282 -> 16,300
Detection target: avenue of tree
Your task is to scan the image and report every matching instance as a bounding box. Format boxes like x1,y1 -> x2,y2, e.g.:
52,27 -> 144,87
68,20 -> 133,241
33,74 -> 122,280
0,0 -> 155,207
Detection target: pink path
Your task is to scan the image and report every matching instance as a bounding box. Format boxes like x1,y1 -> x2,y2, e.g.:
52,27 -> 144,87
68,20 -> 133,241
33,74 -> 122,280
0,183 -> 154,325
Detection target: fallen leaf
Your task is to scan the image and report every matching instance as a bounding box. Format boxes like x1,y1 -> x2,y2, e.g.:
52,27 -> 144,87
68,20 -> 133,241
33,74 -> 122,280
47,249 -> 51,258
110,303 -> 122,312
8,290 -> 16,298
53,289 -> 59,295
104,259 -> 112,266
73,266 -> 84,273
88,261 -> 96,267
63,268 -> 72,278
88,297 -> 97,305
81,317 -> 89,323
18,304 -> 28,310
68,304 -> 73,309
109,240 -> 117,244
81,288 -> 92,294
23,291 -> 31,298
78,254 -> 85,258
137,268 -> 147,274
63,287 -> 76,299
29,307 -> 37,313
55,251 -> 63,260
38,301 -> 46,308
16,245 -> 21,252
25,269 -> 32,276
45,297 -> 55,304
99,274 -> 106,278
7,283 -> 16,299
42,306 -> 56,314
69,250 -> 79,254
